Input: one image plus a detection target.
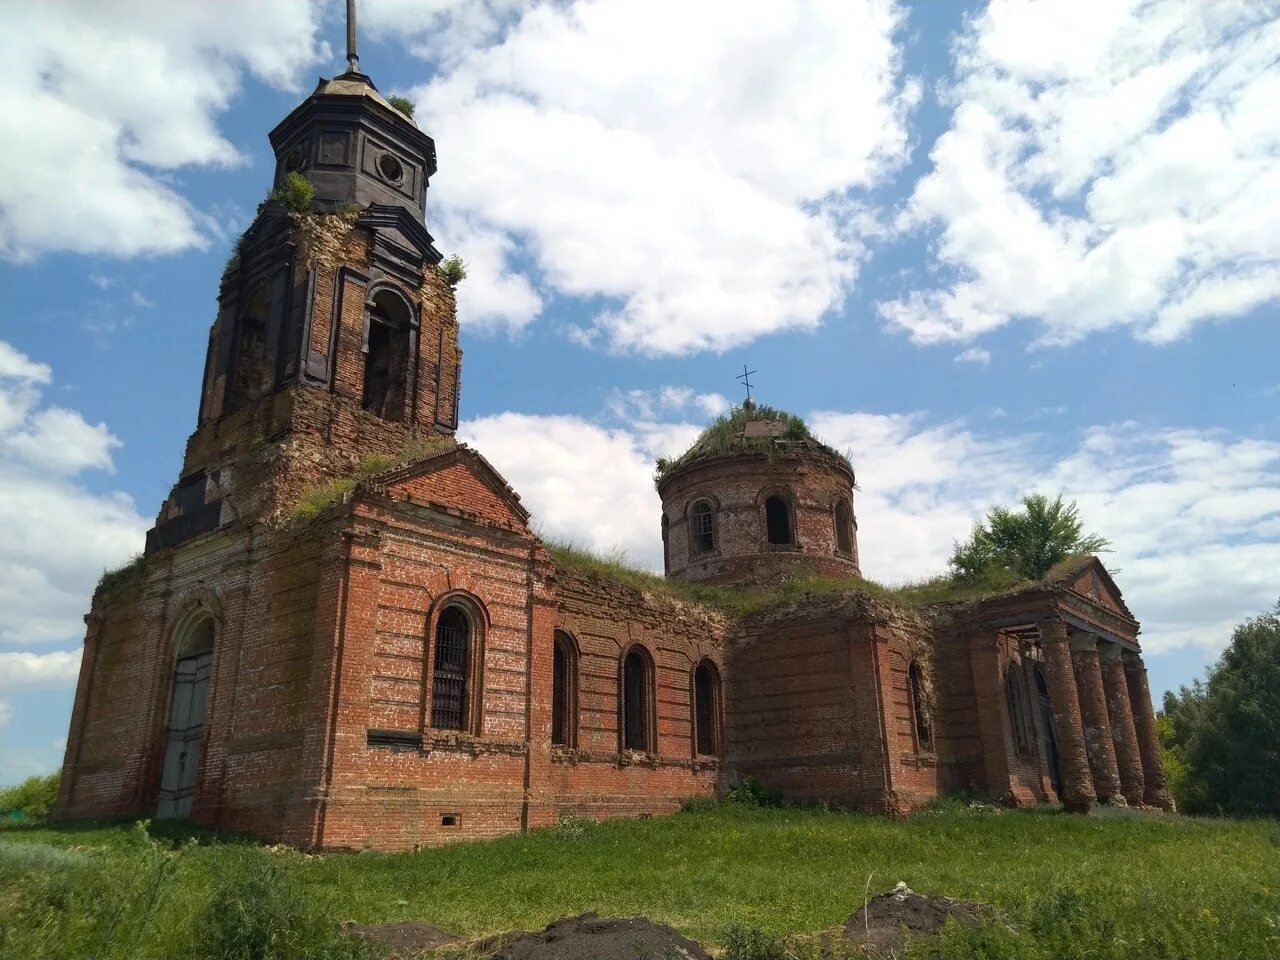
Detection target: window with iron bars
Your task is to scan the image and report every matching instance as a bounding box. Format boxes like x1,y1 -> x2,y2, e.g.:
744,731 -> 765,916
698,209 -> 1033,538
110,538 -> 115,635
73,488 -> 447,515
432,607 -> 470,730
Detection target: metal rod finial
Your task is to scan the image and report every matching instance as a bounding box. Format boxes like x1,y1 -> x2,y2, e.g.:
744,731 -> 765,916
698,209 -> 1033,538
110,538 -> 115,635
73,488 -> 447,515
346,0 -> 360,72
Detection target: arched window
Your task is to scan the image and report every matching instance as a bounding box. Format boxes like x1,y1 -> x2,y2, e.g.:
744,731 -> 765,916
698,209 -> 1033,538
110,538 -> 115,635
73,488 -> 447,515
157,612 -> 216,819
1005,663 -> 1032,756
552,631 -> 578,747
622,648 -> 652,752
765,494 -> 793,545
693,659 -> 722,757
431,606 -> 471,730
834,501 -> 853,555
362,289 -> 413,422
689,499 -> 715,554
908,661 -> 932,753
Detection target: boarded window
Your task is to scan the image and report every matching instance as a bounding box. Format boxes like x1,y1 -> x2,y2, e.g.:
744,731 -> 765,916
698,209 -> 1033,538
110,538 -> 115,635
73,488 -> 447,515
694,660 -> 721,756
552,632 -> 577,747
622,649 -> 650,752
1005,664 -> 1033,756
157,614 -> 216,819
835,501 -> 853,554
765,495 -> 792,545
363,290 -> 413,421
908,662 -> 932,752
431,607 -> 469,730
690,500 -> 715,554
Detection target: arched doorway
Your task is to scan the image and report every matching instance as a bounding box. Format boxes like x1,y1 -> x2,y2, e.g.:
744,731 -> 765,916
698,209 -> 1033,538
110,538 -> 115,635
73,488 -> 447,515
157,614 -> 215,818
1034,666 -> 1062,796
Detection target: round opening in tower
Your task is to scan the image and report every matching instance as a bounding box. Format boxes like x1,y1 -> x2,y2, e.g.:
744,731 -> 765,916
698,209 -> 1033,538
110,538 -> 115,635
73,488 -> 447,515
377,153 -> 404,184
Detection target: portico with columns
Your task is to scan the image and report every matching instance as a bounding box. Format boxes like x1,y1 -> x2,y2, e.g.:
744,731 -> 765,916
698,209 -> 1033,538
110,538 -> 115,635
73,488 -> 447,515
954,556 -> 1174,813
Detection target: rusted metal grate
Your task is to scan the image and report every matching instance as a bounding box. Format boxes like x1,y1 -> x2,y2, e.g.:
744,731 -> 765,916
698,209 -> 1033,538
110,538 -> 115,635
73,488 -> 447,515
432,612 -> 469,730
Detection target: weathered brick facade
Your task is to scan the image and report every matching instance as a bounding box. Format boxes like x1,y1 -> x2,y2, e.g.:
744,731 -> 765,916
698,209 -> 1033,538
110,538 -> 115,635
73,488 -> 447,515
53,60 -> 1174,850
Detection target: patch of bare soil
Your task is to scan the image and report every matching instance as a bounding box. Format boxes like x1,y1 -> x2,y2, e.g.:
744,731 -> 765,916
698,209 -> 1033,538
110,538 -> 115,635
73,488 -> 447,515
474,912 -> 711,960
842,883 -> 990,955
343,920 -> 463,958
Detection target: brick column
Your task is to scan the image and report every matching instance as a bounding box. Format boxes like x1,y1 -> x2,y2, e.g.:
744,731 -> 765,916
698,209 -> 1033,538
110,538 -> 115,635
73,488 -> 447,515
1070,633 -> 1124,804
1039,619 -> 1095,812
1100,644 -> 1145,805
1122,652 -> 1175,811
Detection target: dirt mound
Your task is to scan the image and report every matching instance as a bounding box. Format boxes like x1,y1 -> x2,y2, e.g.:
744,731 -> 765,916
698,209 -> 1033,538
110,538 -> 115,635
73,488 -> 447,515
478,912 -> 711,960
343,920 -> 462,958
843,883 -> 989,954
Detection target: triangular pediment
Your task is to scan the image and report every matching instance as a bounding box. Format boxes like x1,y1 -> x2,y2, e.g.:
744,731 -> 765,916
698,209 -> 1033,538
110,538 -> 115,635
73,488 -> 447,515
363,443 -> 531,534
1051,555 -> 1132,619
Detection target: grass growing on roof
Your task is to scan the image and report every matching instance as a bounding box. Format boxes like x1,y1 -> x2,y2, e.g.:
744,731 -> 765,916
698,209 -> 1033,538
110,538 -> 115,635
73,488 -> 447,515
545,540 -> 1030,616
654,405 -> 850,484
3,805 -> 1276,958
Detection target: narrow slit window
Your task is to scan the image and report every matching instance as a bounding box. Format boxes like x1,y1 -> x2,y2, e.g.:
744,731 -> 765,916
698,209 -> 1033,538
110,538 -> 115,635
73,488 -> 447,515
693,660 -> 722,756
765,495 -> 792,545
552,632 -> 577,747
835,501 -> 853,554
908,662 -> 932,753
431,607 -> 470,730
690,500 -> 715,554
622,649 -> 650,752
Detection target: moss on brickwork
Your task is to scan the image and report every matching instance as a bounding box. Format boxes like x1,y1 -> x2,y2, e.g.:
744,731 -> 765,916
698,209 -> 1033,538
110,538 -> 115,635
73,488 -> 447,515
654,405 -> 850,485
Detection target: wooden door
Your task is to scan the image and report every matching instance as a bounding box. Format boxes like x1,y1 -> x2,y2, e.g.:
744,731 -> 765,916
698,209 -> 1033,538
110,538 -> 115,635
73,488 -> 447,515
156,652 -> 213,818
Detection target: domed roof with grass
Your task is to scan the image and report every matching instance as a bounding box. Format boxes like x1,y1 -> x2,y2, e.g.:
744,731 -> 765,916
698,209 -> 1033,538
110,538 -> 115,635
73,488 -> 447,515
654,400 -> 851,487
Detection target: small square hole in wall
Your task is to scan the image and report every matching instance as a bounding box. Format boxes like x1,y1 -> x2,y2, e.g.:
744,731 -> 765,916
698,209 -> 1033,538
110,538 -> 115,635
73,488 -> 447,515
441,814 -> 460,827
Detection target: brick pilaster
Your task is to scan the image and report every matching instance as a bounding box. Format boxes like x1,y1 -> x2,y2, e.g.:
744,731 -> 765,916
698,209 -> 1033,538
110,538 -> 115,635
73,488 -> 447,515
1039,619 -> 1095,812
1122,652 -> 1175,811
1100,644 -> 1145,805
1070,634 -> 1124,804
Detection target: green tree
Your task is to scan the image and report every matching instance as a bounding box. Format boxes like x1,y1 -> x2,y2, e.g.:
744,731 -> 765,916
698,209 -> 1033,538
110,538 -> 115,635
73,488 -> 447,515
1161,601 -> 1280,817
949,493 -> 1110,583
0,771 -> 60,822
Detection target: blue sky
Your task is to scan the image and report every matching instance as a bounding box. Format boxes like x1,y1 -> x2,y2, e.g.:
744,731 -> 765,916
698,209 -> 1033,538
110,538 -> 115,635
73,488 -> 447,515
1,0 -> 1277,785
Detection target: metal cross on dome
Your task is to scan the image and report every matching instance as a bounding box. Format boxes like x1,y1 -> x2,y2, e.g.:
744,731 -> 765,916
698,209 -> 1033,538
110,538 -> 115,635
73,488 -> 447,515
736,365 -> 757,403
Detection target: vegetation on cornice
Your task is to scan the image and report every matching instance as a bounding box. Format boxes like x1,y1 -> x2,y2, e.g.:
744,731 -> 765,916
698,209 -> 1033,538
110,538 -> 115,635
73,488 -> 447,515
289,434 -> 457,522
95,553 -> 146,601
439,255 -> 467,287
653,405 -> 850,486
543,541 -> 1027,620
386,95 -> 416,118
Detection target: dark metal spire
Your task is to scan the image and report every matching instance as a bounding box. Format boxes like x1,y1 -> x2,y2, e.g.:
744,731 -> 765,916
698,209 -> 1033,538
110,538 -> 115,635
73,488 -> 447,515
346,0 -> 360,73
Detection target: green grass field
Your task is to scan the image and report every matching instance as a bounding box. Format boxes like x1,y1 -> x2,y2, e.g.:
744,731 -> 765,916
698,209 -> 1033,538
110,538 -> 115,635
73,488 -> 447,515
2,801 -> 1277,959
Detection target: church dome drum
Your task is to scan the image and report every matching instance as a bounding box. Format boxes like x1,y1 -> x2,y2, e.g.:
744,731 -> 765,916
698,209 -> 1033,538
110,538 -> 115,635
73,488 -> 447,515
656,404 -> 860,584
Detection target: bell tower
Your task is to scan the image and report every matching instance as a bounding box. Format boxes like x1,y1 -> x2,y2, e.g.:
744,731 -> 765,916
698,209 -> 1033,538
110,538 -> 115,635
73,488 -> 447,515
145,3 -> 461,553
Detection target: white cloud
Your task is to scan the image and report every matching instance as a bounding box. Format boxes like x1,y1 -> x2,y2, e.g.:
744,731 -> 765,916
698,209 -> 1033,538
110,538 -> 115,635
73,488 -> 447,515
464,403 -> 1279,659
880,0 -> 1280,347
0,1 -> 328,261
396,0 -> 918,355
954,347 -> 991,366
0,342 -> 148,648
436,211 -> 543,332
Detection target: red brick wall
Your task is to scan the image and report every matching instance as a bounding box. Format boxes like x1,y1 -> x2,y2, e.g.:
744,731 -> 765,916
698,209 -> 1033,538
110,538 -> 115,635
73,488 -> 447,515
659,450 -> 860,584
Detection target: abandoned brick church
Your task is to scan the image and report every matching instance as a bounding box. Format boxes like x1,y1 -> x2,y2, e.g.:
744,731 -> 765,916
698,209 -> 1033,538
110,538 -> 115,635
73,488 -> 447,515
53,47 -> 1173,849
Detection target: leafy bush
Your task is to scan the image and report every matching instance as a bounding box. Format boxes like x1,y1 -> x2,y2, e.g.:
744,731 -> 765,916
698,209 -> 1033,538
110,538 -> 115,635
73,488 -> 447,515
680,794 -> 719,814
269,171 -> 316,215
0,773 -> 60,822
386,94 -> 416,117
724,924 -> 785,960
724,777 -> 785,808
194,848 -> 373,960
440,254 -> 468,287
